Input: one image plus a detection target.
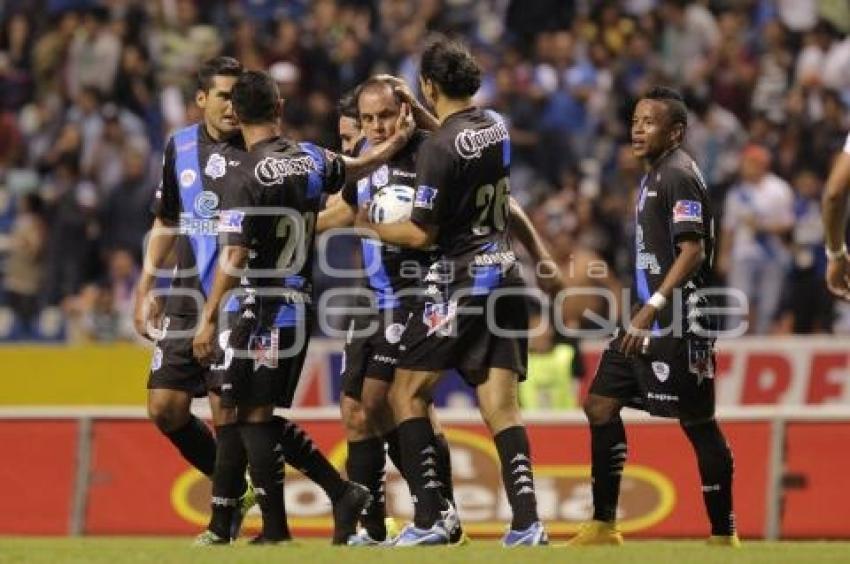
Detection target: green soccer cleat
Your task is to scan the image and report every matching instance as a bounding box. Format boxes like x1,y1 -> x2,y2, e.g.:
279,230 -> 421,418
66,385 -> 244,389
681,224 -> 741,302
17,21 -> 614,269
230,473 -> 258,540
193,530 -> 230,547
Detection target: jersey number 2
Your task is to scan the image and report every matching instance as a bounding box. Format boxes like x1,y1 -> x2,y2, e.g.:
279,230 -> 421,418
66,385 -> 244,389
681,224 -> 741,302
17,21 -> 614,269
473,177 -> 509,235
275,211 -> 316,271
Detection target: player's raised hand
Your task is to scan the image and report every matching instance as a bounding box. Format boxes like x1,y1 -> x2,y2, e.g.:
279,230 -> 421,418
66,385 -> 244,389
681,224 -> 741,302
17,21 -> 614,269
825,255 -> 850,300
393,102 -> 415,143
374,74 -> 416,105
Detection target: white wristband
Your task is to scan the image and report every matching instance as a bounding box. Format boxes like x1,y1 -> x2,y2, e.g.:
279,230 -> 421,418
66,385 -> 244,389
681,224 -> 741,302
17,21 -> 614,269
825,244 -> 848,261
648,292 -> 667,309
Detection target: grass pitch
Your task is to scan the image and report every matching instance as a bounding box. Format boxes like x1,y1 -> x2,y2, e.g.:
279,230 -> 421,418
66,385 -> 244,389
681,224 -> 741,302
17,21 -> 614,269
0,537 -> 848,564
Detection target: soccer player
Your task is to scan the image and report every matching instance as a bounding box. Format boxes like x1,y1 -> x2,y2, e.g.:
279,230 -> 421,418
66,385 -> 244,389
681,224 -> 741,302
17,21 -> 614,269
359,38 -> 553,546
821,132 -> 850,299
132,56 -> 371,541
568,87 -> 738,547
318,76 -> 462,545
190,69 -> 416,544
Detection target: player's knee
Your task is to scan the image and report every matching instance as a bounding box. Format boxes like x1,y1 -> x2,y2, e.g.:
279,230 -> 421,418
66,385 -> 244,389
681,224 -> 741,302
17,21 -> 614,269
147,401 -> 188,433
361,390 -> 389,422
583,395 -> 618,426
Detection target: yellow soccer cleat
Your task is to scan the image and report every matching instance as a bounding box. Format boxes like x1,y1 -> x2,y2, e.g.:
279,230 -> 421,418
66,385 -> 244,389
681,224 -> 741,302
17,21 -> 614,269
566,520 -> 624,546
384,517 -> 401,541
707,534 -> 742,548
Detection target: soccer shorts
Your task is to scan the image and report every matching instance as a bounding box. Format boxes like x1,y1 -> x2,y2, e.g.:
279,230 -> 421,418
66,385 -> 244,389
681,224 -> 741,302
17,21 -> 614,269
216,308 -> 311,409
341,307 -> 411,401
147,314 -> 222,397
589,335 -> 716,420
396,290 -> 528,386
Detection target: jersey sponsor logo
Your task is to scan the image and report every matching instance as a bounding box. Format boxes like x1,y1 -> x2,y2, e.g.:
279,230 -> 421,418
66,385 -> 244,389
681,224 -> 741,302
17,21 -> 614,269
414,185 -> 438,209
454,120 -> 509,159
372,164 -> 389,188
179,169 -> 197,188
647,391 -> 678,402
393,170 -> 416,178
218,210 -> 245,233
193,190 -> 220,219
254,155 -> 317,186
204,152 -> 227,179
651,361 -> 670,382
384,322 -> 405,344
372,354 -> 397,365
673,200 -> 702,223
473,251 -> 516,266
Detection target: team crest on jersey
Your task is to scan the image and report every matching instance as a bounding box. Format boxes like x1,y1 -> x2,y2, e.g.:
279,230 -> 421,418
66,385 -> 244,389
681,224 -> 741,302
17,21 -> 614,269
204,152 -> 227,179
414,185 -> 438,209
423,301 -> 456,337
384,323 -> 405,344
372,165 -> 389,188
651,361 -> 670,382
251,328 -> 280,370
179,169 -> 197,188
673,200 -> 702,223
194,190 -> 219,219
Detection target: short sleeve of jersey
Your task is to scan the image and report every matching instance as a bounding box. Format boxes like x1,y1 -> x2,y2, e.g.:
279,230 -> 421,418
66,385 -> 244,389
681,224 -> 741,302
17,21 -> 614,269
662,167 -> 707,240
409,139 -> 453,227
217,175 -> 256,248
301,142 -> 346,194
151,138 -> 179,222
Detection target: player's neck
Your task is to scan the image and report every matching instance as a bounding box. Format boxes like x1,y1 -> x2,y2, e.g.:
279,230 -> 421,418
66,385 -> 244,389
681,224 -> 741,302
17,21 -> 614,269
241,123 -> 281,150
436,98 -> 474,123
645,143 -> 680,170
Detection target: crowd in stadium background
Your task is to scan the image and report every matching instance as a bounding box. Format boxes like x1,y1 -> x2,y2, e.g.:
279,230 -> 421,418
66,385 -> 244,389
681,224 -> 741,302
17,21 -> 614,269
1,0 -> 850,342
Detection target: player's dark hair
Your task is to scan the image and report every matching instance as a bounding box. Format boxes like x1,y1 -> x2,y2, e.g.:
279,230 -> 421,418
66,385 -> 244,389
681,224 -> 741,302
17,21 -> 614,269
338,89 -> 359,120
231,70 -> 280,125
196,56 -> 243,93
641,86 -> 688,130
420,36 -> 482,98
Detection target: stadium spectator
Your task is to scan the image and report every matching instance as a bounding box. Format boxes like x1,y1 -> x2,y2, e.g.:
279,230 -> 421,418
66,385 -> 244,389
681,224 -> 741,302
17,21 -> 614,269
1,193 -> 47,337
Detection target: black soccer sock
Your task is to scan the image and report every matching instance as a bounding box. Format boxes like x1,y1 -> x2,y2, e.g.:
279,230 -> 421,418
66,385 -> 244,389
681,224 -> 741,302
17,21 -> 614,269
494,426 -> 539,530
274,416 -> 348,503
398,417 -> 444,528
346,437 -> 387,540
682,420 -> 736,536
590,417 -> 627,523
433,433 -> 456,505
164,415 -> 216,477
384,427 -> 406,479
208,423 -> 247,539
241,421 -> 290,541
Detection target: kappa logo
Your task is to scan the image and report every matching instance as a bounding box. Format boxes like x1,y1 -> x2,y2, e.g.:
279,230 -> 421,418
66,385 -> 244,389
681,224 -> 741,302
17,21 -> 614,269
651,361 -> 670,382
204,153 -> 227,179
179,169 -> 197,188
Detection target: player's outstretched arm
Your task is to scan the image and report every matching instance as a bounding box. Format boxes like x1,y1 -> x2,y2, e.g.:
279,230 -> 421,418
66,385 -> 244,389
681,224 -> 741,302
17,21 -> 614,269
620,236 -> 705,356
341,103 -> 415,181
317,194 -> 356,233
822,151 -> 850,299
508,197 -> 564,297
192,245 -> 249,364
133,217 -> 177,340
354,205 -> 437,249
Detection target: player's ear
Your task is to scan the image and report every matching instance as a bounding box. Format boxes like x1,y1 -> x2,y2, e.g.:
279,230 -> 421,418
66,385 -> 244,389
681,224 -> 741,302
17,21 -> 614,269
195,89 -> 207,109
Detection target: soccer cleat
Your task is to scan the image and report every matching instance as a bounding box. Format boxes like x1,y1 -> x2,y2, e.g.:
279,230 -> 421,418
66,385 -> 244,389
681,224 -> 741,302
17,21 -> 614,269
229,474 -> 257,540
566,520 -> 624,546
501,521 -> 549,547
193,530 -> 230,547
707,534 -> 742,547
346,529 -> 384,547
440,502 -> 470,545
392,522 -> 450,546
331,481 -> 373,545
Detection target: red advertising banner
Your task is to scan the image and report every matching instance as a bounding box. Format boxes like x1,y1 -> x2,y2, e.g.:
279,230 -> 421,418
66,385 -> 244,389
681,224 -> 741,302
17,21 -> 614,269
2,417 -> 849,538
0,420 -> 78,534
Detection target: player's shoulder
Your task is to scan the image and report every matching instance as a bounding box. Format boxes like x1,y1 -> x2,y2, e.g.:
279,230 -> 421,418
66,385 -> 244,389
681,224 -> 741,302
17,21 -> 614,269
657,149 -> 703,186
